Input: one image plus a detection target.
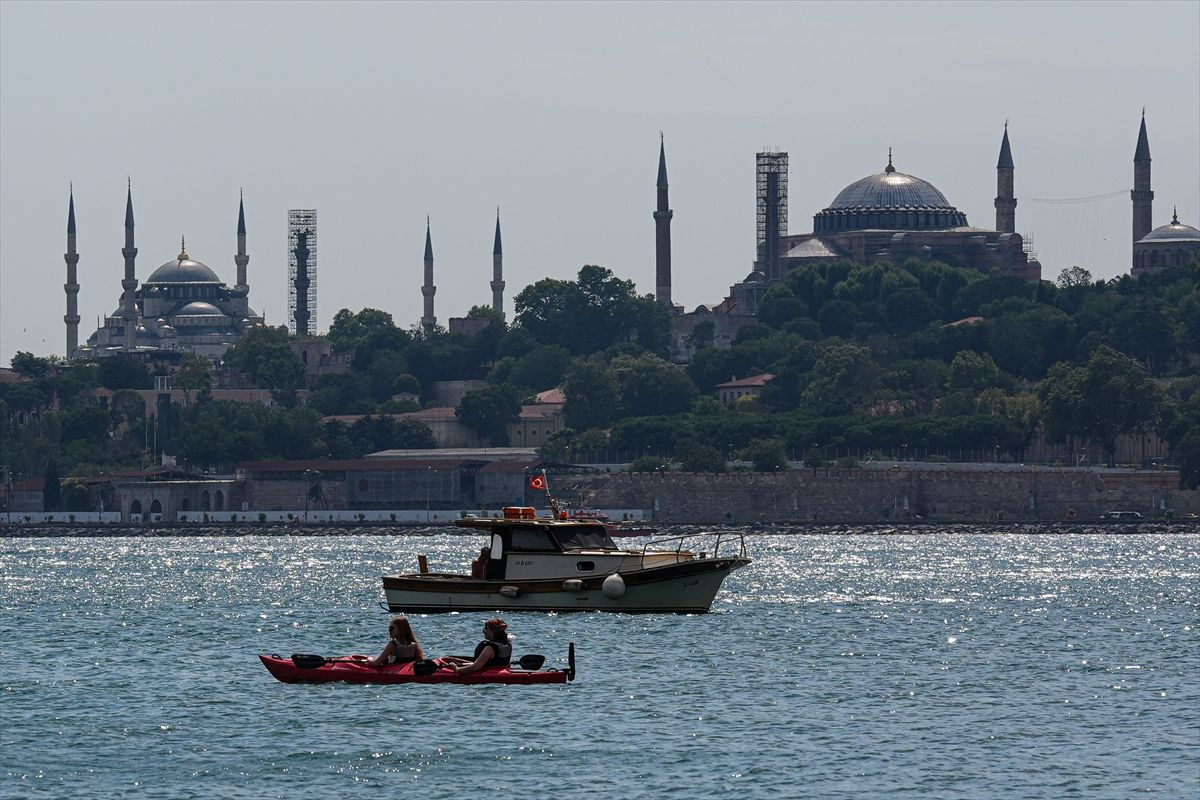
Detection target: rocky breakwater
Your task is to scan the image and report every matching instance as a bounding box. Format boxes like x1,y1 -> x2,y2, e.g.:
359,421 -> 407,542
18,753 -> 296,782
0,524 -> 456,538
585,466 -> 1200,524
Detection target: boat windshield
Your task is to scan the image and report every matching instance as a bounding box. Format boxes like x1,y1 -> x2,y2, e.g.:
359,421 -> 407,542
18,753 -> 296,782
552,524 -> 616,551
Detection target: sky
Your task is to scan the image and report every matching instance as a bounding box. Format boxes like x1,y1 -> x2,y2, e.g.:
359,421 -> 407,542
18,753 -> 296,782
1,0 -> 1198,366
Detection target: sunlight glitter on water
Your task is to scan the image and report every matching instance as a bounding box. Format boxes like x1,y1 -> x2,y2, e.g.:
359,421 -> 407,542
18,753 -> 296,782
1,532 -> 1197,800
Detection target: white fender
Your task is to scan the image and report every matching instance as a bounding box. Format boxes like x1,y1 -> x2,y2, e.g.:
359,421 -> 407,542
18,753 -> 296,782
499,585 -> 520,598
602,572 -> 626,599
562,579 -> 584,591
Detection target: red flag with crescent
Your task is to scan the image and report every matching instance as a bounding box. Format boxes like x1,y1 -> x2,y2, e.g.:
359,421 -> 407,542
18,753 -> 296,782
527,474 -> 547,492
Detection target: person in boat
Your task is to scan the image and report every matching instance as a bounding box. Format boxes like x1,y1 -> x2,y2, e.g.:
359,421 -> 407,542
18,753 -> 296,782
443,617 -> 512,675
470,545 -> 489,579
367,616 -> 425,667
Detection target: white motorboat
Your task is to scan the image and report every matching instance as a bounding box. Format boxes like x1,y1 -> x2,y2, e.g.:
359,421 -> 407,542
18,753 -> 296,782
381,506 -> 750,613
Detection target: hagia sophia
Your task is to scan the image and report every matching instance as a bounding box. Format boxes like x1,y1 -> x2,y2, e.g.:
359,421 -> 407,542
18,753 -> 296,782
61,114 -> 1198,363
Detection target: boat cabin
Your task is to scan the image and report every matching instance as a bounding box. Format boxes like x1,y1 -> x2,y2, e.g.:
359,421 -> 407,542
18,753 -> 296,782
457,507 -> 662,579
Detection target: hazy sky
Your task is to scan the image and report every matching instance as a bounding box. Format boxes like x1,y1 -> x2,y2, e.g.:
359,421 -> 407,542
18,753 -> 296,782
2,1 -> 1197,366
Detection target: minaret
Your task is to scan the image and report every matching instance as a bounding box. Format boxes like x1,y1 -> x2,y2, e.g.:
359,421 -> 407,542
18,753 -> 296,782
64,185 -> 80,359
234,190 -> 249,294
653,133 -> 673,308
994,123 -> 1016,233
292,230 -> 311,336
490,208 -> 505,316
120,180 -> 139,351
1132,110 -> 1154,252
421,216 -> 436,332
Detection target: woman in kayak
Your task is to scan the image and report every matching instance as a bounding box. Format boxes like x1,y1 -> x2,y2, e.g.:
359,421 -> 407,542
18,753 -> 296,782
367,616 -> 425,667
444,617 -> 512,675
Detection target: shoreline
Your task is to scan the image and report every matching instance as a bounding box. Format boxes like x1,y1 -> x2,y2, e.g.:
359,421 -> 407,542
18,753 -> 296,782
2,520 -> 1196,537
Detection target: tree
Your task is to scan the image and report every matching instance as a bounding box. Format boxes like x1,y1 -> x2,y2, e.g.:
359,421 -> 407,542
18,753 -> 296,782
457,385 -> 522,446
42,461 -> 61,511
11,351 -> 53,379
802,343 -> 877,416
1036,345 -> 1162,466
223,326 -> 305,401
175,354 -> 213,404
1109,297 -> 1176,375
513,265 -> 669,357
328,308 -> 398,351
948,351 -> 1000,393
886,287 -> 940,332
612,354 -> 697,418
676,440 -> 725,472
563,361 -> 619,430
1056,266 -> 1093,289
743,438 -> 789,472
685,320 -> 716,352
496,344 -> 571,393
99,355 -> 153,390
61,478 -> 91,511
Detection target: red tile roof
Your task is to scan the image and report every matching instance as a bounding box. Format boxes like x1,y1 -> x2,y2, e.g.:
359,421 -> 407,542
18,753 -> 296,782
715,373 -> 774,389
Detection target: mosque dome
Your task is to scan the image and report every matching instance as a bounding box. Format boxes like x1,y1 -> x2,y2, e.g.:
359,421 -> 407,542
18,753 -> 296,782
1138,211 -> 1200,243
814,154 -> 968,234
146,240 -> 222,284
175,301 -> 224,316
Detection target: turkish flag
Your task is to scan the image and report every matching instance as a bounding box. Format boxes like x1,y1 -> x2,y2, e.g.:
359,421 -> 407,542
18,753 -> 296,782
527,474 -> 547,491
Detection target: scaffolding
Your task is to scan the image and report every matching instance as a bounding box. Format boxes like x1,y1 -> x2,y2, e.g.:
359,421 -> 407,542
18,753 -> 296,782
287,210 -> 318,336
756,151 -> 788,280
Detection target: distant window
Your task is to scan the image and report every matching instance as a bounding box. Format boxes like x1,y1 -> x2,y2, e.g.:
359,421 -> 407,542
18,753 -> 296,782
358,478 -> 368,492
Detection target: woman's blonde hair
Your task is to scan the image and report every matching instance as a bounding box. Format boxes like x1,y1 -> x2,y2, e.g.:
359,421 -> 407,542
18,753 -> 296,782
389,616 -> 424,658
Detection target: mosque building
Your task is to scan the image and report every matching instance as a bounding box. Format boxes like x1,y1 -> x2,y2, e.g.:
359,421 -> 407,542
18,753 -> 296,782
69,186 -> 264,361
1129,114 -> 1200,275
659,114 -> 1197,359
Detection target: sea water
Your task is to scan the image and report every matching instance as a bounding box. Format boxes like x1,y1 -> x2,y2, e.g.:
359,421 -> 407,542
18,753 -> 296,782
1,532 -> 1197,799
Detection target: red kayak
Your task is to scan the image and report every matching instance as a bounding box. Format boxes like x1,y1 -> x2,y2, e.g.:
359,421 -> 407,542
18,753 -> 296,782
260,646 -> 575,685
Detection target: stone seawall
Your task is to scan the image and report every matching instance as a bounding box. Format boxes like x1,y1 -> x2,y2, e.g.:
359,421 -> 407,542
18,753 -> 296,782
584,467 -> 1200,524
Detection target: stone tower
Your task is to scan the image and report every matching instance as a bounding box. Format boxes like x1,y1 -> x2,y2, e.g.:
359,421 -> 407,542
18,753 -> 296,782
491,209 -> 504,316
994,124 -> 1016,233
234,191 -> 249,294
63,186 -> 81,359
1132,111 -> 1154,253
120,181 -> 139,351
422,217 -> 436,332
654,134 -> 673,307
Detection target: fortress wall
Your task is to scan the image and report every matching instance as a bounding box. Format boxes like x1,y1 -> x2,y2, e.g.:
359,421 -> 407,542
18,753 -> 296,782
584,468 -> 1199,523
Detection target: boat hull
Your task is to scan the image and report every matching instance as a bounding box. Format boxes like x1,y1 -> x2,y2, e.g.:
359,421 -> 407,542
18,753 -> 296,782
259,655 -> 569,685
382,556 -> 749,614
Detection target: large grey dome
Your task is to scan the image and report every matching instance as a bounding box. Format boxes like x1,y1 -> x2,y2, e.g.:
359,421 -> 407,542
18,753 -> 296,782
814,157 -> 968,234
828,169 -> 954,210
146,243 -> 222,284
1138,215 -> 1200,243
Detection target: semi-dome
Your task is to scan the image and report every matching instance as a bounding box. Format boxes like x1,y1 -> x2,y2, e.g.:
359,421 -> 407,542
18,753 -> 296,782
175,301 -> 224,316
146,241 -> 222,284
814,154 -> 968,234
1138,210 -> 1200,243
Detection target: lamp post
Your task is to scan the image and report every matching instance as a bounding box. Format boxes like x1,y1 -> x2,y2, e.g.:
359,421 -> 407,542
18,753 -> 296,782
426,466 -> 432,524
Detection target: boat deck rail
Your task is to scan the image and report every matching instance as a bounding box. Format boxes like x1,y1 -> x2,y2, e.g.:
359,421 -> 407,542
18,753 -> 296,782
640,530 -> 747,562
